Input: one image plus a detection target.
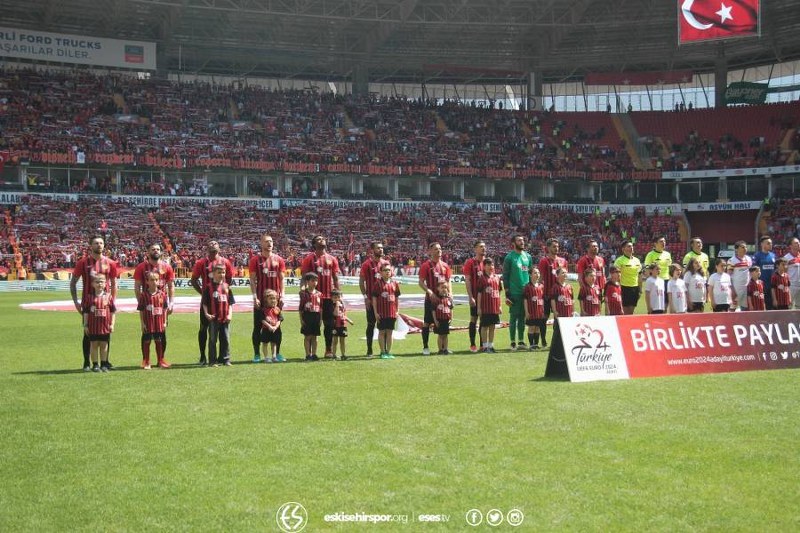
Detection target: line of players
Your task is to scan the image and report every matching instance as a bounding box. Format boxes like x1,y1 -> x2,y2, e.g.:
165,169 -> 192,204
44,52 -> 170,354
69,232 -> 800,371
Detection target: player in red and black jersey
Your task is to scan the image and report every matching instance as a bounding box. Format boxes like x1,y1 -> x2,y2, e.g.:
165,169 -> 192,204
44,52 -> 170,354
604,266 -> 624,316
537,238 -> 568,348
70,235 -> 119,371
133,242 -> 175,303
372,264 -> 401,359
133,242 -> 174,356
248,234 -> 286,362
524,267 -> 545,349
82,274 -> 116,373
578,269 -> 602,317
576,239 -> 607,297
190,240 -> 235,365
299,272 -> 323,361
138,271 -> 170,370
301,235 -> 340,358
418,242 -> 452,355
747,266 -> 766,311
771,258 -> 792,310
462,240 -> 486,352
260,289 -> 284,363
476,258 -> 503,353
201,264 -> 235,366
359,241 -> 391,357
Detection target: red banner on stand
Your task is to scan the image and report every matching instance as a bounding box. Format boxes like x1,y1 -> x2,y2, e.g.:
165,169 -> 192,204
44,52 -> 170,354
558,310 -> 800,382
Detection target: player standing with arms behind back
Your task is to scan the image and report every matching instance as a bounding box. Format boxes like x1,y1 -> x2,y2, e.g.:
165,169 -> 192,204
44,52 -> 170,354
249,234 -> 285,363
505,235 -> 533,350
418,242 -> 451,356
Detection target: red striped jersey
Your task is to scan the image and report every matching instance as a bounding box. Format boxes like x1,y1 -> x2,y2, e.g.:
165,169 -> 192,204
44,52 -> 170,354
360,257 -> 391,297
138,290 -> 168,333
434,296 -> 453,322
133,260 -> 174,292
82,293 -> 115,335
477,274 -> 503,315
261,306 -> 282,330
747,278 -> 765,311
552,282 -> 574,317
203,281 -> 233,322
333,301 -> 349,328
299,289 -> 322,314
372,278 -> 401,319
771,272 -> 792,307
576,255 -> 607,292
523,282 -> 545,319
192,256 -> 234,292
579,283 -> 602,317
249,253 -> 286,298
301,252 -> 340,299
604,282 -> 624,315
462,257 -> 485,299
73,254 -> 118,301
419,259 -> 452,301
538,255 -> 568,299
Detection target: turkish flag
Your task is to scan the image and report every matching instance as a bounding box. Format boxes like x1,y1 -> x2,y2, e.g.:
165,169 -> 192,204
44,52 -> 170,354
679,0 -> 760,44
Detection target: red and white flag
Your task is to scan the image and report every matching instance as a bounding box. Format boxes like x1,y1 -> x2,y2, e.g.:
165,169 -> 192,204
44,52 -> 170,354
678,0 -> 759,44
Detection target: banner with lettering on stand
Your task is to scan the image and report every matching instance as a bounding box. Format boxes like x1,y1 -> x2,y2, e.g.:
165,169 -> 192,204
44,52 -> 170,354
552,311 -> 800,382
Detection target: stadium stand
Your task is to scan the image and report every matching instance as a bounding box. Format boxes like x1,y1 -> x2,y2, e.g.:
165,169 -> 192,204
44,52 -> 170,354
3,194 -> 687,278
7,69 -> 795,180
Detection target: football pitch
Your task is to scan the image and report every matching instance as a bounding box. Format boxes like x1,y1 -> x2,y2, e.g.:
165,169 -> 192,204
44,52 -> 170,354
1,285 -> 799,532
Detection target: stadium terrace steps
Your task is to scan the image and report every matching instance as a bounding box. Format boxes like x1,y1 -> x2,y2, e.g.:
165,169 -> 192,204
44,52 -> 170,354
612,113 -> 651,170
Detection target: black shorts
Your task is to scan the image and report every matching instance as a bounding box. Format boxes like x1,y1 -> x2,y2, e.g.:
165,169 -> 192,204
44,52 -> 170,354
260,328 -> 282,344
480,314 -> 500,328
689,302 -> 705,312
621,286 -> 640,307
424,298 -> 434,325
322,299 -> 334,323
377,318 -> 396,331
301,313 -> 321,336
469,304 -> 478,318
433,321 -> 450,335
88,334 -> 110,342
525,318 -> 544,327
713,304 -> 731,312
366,306 -> 376,324
142,332 -> 166,342
332,326 -> 348,337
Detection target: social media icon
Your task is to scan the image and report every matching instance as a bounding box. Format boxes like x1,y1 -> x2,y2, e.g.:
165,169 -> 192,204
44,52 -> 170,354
507,509 -> 525,527
466,509 -> 483,526
486,509 -> 504,527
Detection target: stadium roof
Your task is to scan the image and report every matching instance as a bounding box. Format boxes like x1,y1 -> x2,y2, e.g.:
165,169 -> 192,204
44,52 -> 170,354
3,0 -> 800,84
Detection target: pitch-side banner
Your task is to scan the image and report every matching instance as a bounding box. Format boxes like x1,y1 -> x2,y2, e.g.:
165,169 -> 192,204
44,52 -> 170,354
559,311 -> 800,382
0,27 -> 156,70
678,0 -> 760,44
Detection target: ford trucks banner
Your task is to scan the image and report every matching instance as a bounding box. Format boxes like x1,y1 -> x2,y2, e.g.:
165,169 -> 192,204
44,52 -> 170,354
0,27 -> 156,70
559,310 -> 800,382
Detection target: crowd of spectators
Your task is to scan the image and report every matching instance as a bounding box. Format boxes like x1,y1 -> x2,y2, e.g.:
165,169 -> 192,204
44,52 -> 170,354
765,197 -> 800,258
3,68 -> 795,178
1,196 -> 687,277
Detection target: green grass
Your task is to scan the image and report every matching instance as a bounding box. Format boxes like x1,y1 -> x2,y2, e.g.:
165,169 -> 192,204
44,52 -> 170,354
1,286 -> 799,531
